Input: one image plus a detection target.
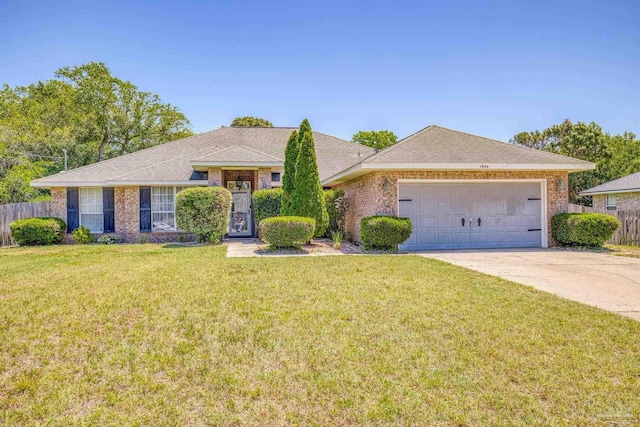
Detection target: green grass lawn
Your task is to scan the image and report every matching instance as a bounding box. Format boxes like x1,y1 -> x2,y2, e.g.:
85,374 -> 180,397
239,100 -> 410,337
1,244 -> 639,426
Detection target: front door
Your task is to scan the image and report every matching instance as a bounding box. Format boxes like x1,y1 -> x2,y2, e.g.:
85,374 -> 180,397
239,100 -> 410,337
228,181 -> 252,237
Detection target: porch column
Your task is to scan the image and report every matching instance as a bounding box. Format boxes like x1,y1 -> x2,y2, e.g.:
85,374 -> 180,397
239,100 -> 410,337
207,167 -> 222,186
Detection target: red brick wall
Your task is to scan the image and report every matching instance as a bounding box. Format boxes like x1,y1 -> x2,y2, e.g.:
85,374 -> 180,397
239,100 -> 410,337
335,170 -> 569,246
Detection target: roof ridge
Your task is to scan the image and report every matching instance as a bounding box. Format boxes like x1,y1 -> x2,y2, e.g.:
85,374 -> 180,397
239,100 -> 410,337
363,125 -> 436,163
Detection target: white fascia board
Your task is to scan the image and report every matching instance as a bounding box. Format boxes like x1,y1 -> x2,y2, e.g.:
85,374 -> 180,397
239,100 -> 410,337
364,163 -> 595,171
321,164 -> 364,186
190,161 -> 283,167
579,188 -> 640,196
31,180 -> 209,188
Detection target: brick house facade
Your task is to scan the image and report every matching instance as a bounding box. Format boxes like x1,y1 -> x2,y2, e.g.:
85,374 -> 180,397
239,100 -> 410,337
335,170 -> 568,246
34,125 -> 593,249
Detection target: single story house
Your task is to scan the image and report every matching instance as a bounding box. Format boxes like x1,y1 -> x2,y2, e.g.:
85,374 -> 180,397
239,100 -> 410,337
579,172 -> 640,211
32,125 -> 594,250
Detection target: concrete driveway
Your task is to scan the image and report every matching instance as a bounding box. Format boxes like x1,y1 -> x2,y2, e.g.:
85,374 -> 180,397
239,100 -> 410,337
417,249 -> 640,321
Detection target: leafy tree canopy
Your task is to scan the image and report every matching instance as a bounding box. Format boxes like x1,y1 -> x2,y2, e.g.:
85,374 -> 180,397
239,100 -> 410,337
230,116 -> 273,127
352,130 -> 398,150
0,62 -> 193,203
511,119 -> 640,204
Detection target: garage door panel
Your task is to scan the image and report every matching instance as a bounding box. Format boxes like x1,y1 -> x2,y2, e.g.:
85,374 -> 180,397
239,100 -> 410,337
399,184 -> 417,199
437,201 -> 453,214
453,185 -> 471,197
470,185 -> 487,197
437,232 -> 454,245
419,233 -> 436,245
417,200 -> 435,214
435,185 -> 453,198
399,182 -> 543,251
418,185 -> 436,198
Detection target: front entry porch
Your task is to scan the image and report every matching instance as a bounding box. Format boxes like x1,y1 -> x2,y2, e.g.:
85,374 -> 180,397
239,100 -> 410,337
223,169 -> 259,238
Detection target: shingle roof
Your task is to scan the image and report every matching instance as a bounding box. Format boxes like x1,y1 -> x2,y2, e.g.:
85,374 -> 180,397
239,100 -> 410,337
32,124 -> 594,188
191,145 -> 283,163
363,125 -> 594,167
579,172 -> 640,195
32,127 -> 376,186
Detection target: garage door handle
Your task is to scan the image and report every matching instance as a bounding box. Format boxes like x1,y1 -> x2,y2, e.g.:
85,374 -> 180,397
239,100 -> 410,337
478,218 -> 481,227
399,199 -> 412,202
461,218 -> 465,227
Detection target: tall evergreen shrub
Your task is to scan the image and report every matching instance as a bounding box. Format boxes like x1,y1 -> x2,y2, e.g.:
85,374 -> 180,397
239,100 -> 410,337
280,130 -> 298,215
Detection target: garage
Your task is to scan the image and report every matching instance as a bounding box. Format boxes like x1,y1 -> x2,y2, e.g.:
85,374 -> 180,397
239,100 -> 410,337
398,180 -> 545,250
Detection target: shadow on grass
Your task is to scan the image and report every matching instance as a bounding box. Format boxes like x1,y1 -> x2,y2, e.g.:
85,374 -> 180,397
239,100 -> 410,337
162,243 -> 208,249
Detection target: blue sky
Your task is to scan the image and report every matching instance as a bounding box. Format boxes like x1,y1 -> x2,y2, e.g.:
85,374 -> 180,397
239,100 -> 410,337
1,0 -> 639,142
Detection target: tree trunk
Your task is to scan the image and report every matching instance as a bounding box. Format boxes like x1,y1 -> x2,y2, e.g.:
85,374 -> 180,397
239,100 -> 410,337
98,132 -> 108,161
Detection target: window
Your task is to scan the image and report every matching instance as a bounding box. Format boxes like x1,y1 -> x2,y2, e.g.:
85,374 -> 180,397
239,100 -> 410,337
151,187 -> 185,231
606,194 -> 617,210
79,187 -> 103,233
271,172 -> 281,182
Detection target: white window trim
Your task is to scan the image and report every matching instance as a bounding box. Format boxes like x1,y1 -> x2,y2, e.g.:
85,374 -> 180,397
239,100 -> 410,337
606,194 -> 617,210
79,187 -> 103,233
151,186 -> 183,232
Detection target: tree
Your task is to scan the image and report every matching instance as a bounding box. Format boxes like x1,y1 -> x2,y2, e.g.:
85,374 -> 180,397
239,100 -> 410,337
56,62 -> 193,161
511,120 -> 614,204
352,130 -> 397,150
230,116 -> 273,127
280,130 -> 298,215
288,126 -> 328,237
0,62 -> 193,202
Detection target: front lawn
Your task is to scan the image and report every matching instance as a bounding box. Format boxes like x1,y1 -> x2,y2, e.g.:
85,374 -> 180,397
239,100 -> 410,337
1,244 -> 639,425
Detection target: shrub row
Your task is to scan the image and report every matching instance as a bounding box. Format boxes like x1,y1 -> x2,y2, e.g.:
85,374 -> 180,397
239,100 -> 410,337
9,217 -> 66,246
551,213 -> 620,247
360,216 -> 412,250
260,216 -> 315,248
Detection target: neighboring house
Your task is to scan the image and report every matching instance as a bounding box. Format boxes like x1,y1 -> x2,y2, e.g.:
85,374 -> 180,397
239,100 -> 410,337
32,125 -> 593,250
579,171 -> 640,211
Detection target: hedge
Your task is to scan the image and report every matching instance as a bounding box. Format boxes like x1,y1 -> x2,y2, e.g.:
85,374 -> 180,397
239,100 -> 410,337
253,188 -> 283,225
9,217 -> 66,246
551,212 -> 620,247
360,216 -> 412,250
176,187 -> 232,243
259,216 -> 315,248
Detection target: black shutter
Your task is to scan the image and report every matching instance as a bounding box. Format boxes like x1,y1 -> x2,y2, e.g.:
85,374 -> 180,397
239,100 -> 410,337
66,187 -> 79,233
103,188 -> 115,233
140,187 -> 151,232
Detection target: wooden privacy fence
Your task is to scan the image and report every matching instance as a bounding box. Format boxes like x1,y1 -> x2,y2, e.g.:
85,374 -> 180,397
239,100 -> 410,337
0,202 -> 51,246
607,210 -> 640,246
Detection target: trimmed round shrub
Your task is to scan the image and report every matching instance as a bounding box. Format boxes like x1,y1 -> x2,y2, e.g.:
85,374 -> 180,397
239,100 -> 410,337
175,186 -> 232,243
9,217 -> 66,246
73,226 -> 95,244
260,216 -> 315,248
551,212 -> 620,247
360,216 -> 412,250
253,188 -> 283,225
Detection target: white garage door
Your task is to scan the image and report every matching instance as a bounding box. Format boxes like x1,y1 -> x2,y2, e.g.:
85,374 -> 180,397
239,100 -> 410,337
398,182 -> 543,250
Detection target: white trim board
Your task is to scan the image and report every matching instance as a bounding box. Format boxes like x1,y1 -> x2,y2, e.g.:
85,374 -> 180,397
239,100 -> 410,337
396,178 -> 548,249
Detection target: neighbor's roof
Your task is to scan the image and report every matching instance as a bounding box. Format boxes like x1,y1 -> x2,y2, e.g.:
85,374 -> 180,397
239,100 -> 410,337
322,125 -> 595,185
32,127 -> 376,187
579,171 -> 640,196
